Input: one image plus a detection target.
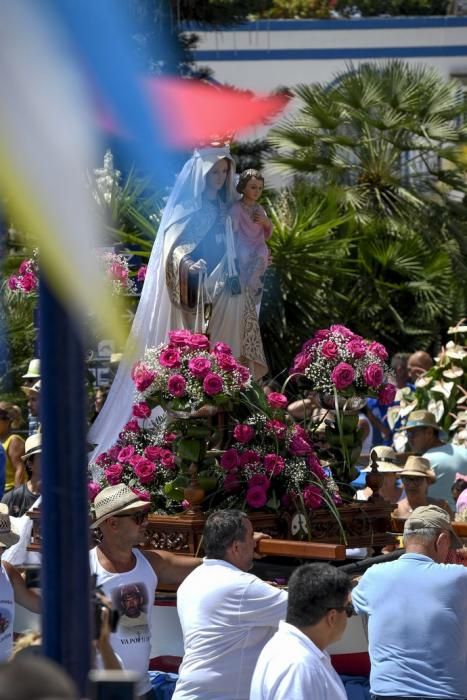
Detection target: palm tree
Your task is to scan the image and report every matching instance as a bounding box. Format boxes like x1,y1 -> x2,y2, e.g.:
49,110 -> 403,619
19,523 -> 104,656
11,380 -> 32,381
269,61 -> 467,223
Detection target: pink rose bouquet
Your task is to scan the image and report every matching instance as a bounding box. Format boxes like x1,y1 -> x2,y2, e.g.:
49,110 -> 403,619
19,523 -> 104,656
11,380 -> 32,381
214,411 -> 341,516
133,329 -> 251,414
291,325 -> 394,403
99,251 -> 137,295
7,252 -> 39,297
88,413 -> 179,513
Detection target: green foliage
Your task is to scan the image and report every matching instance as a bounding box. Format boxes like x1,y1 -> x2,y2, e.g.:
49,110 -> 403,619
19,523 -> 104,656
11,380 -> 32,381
335,0 -> 449,15
260,185 -> 354,375
261,0 -> 331,18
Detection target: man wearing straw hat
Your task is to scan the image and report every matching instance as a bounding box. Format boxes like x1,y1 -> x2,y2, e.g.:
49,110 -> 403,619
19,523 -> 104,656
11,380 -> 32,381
0,503 -> 41,662
22,361 -> 40,435
396,410 -> 467,504
393,455 -> 453,520
89,483 -> 202,700
352,505 -> 467,699
21,381 -> 41,436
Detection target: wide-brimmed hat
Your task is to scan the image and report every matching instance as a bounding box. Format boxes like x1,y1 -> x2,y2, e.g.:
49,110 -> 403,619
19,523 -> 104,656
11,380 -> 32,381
0,504 -> 20,548
394,410 -> 443,435
90,484 -> 151,529
22,380 -> 41,397
21,433 -> 41,461
361,446 -> 403,473
404,504 -> 462,548
399,455 -> 436,484
22,359 -> 40,380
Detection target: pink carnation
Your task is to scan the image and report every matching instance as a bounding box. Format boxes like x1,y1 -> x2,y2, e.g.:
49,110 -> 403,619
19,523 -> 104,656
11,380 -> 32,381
368,341 -> 388,361
289,434 -> 312,456
331,362 -> 355,390
132,362 -> 156,392
236,365 -> 251,384
131,488 -> 150,502
263,454 -> 285,475
160,449 -> 176,469
163,432 -> 177,444
107,446 -> 120,460
118,445 -> 136,463
267,392 -> 288,410
132,458 -> 156,484
19,260 -> 32,276
233,424 -> 255,444
132,401 -> 151,419
104,463 -> 123,486
188,357 -> 212,379
321,340 -> 338,360
203,372 -> 224,396
303,329 -> 330,350
109,262 -> 128,282
213,342 -> 232,355
346,338 -> 367,359
378,382 -> 397,406
216,353 -> 238,372
220,448 -> 240,470
123,419 -> 140,433
144,446 -> 163,461
159,348 -> 182,368
187,333 -> 210,350
265,419 -> 287,440
20,273 -> 38,293
330,324 -> 354,339
307,453 -> 326,479
7,275 -> 19,290
292,351 -> 310,373
248,474 -> 270,490
137,265 -> 147,282
88,482 -> 101,502
303,484 -> 323,509
364,363 -> 384,389
246,486 -> 268,509
239,450 -> 261,467
168,330 -> 192,347
168,374 -> 187,397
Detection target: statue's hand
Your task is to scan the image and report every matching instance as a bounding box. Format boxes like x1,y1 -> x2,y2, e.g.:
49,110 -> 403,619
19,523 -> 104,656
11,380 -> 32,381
190,258 -> 207,274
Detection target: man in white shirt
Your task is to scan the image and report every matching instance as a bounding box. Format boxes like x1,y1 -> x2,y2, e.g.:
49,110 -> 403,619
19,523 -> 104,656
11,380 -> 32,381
250,562 -> 351,700
172,510 -> 288,700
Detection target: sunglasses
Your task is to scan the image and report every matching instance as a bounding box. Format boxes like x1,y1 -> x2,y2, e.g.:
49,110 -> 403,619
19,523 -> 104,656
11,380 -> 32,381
114,510 -> 149,525
327,602 -> 356,618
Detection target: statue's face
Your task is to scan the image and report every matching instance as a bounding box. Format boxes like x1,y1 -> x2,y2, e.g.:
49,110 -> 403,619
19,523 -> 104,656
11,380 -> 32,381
242,176 -> 263,202
206,158 -> 229,192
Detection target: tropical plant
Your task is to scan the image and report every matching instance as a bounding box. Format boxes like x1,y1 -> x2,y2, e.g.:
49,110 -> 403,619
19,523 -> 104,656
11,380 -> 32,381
261,0 -> 331,18
268,61 -> 467,224
259,184 -> 354,377
335,0 -> 449,15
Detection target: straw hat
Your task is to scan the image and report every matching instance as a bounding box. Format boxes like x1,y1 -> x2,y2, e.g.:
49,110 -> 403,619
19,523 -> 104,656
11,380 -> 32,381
395,410 -> 441,433
22,380 -> 41,397
361,446 -> 403,473
404,504 -> 462,548
0,504 -> 20,548
90,484 -> 151,529
399,455 -> 436,484
21,433 -> 41,461
22,359 -> 40,380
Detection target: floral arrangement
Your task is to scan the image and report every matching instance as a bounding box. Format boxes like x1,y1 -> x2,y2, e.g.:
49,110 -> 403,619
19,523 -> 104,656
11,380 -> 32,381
132,329 -> 252,414
88,415 -> 180,512
212,391 -> 342,519
99,251 -> 137,296
7,252 -> 39,295
291,324 -> 395,404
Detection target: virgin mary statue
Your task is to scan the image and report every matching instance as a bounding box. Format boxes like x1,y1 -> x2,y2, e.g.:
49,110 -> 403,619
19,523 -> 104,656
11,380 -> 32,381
89,145 -> 268,458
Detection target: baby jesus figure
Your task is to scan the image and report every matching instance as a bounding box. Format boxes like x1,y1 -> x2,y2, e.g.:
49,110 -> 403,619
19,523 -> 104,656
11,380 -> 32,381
229,169 -> 272,300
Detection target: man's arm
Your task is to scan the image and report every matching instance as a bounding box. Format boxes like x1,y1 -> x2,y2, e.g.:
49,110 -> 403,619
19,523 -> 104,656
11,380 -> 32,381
3,561 -> 41,613
143,550 -> 202,586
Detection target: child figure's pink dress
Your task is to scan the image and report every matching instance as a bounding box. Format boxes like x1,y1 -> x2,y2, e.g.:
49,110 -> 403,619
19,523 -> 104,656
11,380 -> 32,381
229,201 -> 272,300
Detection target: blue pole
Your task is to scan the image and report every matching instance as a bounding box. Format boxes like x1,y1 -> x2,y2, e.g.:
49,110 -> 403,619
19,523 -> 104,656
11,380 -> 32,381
39,278 -> 91,695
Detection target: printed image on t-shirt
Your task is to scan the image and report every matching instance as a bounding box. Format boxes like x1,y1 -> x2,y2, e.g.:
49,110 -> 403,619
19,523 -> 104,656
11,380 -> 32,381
111,582 -> 149,629
0,608 -> 11,635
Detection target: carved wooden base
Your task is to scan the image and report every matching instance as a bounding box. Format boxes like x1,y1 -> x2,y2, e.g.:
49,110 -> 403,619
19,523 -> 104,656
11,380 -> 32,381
299,502 -> 397,548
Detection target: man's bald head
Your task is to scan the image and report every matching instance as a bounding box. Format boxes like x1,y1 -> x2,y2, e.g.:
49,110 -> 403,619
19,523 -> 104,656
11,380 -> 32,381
407,351 -> 433,381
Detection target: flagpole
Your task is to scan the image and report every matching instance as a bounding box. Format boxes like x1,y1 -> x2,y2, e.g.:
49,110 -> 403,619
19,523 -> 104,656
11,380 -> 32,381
39,278 -> 91,695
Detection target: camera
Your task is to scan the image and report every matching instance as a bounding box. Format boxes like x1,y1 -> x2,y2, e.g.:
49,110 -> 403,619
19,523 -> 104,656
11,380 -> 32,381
92,581 -> 119,640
